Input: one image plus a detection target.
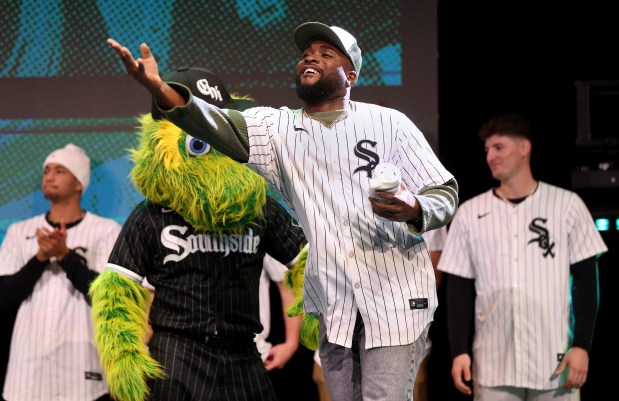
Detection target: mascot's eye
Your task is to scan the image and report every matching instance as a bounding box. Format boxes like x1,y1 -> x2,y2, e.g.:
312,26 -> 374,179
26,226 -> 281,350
185,136 -> 212,157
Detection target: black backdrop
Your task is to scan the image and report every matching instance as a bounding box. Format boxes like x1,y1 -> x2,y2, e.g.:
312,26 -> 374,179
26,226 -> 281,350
433,1 -> 619,400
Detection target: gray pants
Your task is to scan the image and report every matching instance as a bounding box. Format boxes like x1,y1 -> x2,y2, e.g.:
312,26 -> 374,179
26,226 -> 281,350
318,313 -> 429,401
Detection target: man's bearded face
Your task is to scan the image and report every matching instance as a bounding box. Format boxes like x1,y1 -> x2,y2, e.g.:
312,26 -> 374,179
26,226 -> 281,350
295,70 -> 348,104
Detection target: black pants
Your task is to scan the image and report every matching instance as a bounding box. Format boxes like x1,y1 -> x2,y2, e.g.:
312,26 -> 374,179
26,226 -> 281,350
147,332 -> 277,401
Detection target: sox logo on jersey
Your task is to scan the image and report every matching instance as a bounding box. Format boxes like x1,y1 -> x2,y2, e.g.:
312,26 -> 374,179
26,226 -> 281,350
438,181 -> 607,389
528,217 -> 555,257
353,139 -> 380,177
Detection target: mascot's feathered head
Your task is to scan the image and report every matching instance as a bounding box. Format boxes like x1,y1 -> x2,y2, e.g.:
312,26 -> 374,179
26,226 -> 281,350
129,66 -> 267,233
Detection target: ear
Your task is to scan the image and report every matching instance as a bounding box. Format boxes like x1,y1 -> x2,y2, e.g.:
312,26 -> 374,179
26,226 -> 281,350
520,138 -> 532,155
347,70 -> 358,87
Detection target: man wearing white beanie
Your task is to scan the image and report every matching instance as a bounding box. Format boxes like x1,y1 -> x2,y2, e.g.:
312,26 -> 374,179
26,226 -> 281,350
0,143 -> 121,401
43,143 -> 91,192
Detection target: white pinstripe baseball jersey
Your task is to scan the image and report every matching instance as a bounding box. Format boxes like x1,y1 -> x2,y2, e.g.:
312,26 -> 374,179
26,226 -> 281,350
438,182 -> 607,389
0,212 -> 121,401
164,98 -> 456,349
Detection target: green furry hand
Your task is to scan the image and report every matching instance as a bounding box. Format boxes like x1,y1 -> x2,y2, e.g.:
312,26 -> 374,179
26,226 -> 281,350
89,270 -> 165,401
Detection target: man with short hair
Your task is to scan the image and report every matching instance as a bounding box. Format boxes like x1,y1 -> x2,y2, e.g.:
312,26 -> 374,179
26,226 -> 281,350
0,143 -> 121,401
107,21 -> 458,401
439,114 -> 607,401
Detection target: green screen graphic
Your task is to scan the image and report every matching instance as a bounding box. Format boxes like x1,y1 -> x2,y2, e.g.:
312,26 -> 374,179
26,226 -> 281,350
0,0 -> 409,242
1,0 -> 401,87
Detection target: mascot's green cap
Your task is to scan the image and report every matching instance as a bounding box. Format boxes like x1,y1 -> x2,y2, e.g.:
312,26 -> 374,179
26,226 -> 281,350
152,66 -> 258,119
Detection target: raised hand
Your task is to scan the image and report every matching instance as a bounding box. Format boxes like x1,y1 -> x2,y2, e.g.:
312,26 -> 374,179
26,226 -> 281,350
107,38 -> 185,110
107,39 -> 162,96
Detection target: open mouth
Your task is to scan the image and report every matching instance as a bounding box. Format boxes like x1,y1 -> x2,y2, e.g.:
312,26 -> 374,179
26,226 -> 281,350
301,67 -> 320,76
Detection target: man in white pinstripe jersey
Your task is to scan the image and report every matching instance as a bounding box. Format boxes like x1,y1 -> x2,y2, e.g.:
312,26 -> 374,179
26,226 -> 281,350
107,21 -> 458,401
438,114 -> 607,401
0,144 -> 121,401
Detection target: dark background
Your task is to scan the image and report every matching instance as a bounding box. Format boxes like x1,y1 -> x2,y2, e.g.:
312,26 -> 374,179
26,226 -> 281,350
431,2 -> 618,400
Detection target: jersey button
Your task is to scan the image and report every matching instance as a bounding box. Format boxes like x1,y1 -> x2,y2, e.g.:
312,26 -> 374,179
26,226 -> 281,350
348,252 -> 354,258
354,283 -> 360,289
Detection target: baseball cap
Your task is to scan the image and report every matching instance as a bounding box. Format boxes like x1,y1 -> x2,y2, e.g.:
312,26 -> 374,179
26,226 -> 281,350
43,143 -> 91,191
152,66 -> 257,120
293,22 -> 362,76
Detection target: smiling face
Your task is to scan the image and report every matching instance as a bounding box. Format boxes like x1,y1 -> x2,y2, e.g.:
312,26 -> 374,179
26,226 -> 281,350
484,133 -> 531,183
295,39 -> 357,105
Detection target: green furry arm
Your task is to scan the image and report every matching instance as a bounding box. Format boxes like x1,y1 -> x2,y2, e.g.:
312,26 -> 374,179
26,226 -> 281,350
283,247 -> 320,351
89,270 -> 164,401
299,313 -> 320,351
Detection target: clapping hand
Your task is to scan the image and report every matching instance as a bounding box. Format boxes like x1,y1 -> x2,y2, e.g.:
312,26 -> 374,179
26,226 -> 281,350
36,222 -> 70,261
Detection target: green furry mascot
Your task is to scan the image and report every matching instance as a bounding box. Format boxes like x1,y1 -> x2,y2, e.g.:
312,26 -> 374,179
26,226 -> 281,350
88,67 -> 313,401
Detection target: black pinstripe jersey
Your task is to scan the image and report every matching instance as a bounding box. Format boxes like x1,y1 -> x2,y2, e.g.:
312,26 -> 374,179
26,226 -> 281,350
107,196 -> 306,339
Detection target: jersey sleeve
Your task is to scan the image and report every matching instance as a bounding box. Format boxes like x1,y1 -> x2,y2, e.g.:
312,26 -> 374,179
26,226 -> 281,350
0,224 -> 27,276
105,203 -> 156,283
90,218 -> 122,273
567,192 -> 608,264
437,203 -> 475,279
396,113 -> 454,191
262,197 -> 307,267
395,113 -> 458,233
161,83 -> 251,162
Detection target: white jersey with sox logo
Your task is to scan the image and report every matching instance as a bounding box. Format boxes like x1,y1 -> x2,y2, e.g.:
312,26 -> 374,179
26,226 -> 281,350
0,212 -> 121,401
164,97 -> 457,349
438,181 -> 607,389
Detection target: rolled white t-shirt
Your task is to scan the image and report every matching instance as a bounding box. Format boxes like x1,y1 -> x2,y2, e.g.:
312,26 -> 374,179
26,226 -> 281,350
255,254 -> 288,361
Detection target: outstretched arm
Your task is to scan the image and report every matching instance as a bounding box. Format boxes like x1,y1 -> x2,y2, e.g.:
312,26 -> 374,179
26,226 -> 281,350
107,39 -> 185,111
107,38 -> 250,162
